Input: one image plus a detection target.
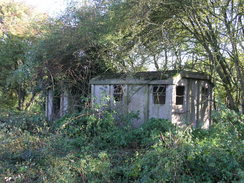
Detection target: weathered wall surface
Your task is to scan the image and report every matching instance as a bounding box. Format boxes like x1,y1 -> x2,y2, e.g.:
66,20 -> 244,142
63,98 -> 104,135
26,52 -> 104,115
91,77 -> 212,128
60,89 -> 69,117
171,78 -> 212,128
127,85 -> 148,127
171,78 -> 188,126
92,83 -> 175,126
110,85 -> 128,117
46,88 -> 69,121
92,84 -> 110,107
198,80 -> 212,128
148,85 -> 173,121
46,89 -> 54,121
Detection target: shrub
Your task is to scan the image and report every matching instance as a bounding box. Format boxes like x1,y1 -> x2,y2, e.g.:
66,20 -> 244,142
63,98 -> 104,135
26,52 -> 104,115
133,118 -> 175,147
0,107 -> 243,182
0,111 -> 48,135
128,109 -> 244,183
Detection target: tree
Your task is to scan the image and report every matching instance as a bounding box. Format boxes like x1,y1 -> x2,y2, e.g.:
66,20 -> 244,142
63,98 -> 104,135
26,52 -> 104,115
0,0 -> 48,110
26,1 -> 109,101
101,0 -> 244,112
164,0 -> 244,112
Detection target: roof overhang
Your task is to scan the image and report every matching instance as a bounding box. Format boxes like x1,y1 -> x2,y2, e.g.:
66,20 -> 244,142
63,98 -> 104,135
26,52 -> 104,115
90,71 -> 212,85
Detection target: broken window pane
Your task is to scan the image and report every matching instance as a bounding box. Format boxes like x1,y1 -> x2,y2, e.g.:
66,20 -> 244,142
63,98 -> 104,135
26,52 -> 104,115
176,86 -> 185,95
176,86 -> 185,105
202,87 -> 209,96
176,96 -> 184,105
201,86 -> 209,103
113,85 -> 123,102
153,85 -> 166,104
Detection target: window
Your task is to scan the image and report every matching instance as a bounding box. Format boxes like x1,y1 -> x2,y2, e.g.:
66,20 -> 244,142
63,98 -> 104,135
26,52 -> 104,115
201,86 -> 209,102
176,86 -> 185,105
153,85 -> 166,104
113,85 -> 123,102
53,90 -> 61,119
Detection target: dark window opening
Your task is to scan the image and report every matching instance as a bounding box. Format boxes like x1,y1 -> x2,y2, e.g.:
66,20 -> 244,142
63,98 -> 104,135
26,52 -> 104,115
153,85 -> 166,104
53,92 -> 61,118
176,86 -> 185,105
113,85 -> 123,102
201,86 -> 209,102
202,87 -> 209,96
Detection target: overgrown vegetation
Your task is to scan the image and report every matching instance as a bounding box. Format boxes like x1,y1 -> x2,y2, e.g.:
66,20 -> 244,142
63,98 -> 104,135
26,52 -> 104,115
0,108 -> 243,182
0,0 -> 243,182
0,0 -> 243,112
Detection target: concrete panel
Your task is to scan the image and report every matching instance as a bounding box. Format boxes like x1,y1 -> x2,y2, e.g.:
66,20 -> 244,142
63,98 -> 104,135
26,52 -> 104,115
171,79 -> 188,125
148,85 -> 173,120
93,85 -> 110,108
171,79 -> 211,128
127,85 -> 148,127
60,89 -> 69,117
188,79 -> 198,126
91,76 -> 212,128
198,81 -> 211,128
46,89 -> 54,121
110,85 -> 127,116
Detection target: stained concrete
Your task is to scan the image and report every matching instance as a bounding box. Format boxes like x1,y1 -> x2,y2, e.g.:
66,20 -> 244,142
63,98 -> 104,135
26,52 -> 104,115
46,89 -> 54,121
90,71 -> 213,128
46,88 -> 71,121
60,89 -> 69,117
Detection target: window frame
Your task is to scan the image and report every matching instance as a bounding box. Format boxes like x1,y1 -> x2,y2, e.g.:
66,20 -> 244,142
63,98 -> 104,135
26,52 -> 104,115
201,86 -> 209,103
113,84 -> 123,102
176,86 -> 185,105
152,85 -> 166,104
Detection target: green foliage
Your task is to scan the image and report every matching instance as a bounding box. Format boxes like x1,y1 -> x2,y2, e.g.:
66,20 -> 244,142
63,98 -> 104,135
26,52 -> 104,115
55,109 -> 176,150
0,111 -> 48,134
0,0 -> 243,181
0,0 -> 48,111
133,118 -> 175,146
0,108 -> 243,182
0,0 -> 243,113
129,110 -> 244,182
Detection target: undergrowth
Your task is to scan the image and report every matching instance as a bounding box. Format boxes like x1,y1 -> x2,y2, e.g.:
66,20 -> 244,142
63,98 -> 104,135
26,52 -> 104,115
0,107 -> 243,182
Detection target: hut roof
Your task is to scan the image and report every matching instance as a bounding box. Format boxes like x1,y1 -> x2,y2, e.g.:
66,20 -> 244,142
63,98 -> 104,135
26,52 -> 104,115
90,70 -> 211,85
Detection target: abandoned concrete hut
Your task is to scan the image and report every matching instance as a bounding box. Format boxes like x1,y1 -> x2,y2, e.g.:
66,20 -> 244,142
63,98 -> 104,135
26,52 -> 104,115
90,70 -> 213,128
45,84 -> 82,121
45,87 -> 69,121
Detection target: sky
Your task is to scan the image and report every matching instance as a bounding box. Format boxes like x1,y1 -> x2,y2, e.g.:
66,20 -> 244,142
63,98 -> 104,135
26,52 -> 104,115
16,0 -> 67,16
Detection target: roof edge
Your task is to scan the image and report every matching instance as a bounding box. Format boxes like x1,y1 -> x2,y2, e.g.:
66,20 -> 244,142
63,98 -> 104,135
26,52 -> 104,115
90,70 -> 212,84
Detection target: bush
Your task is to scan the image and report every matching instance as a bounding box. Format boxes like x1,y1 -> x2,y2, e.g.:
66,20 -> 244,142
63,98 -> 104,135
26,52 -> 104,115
133,118 -> 175,147
128,109 -> 244,183
0,111 -> 48,135
0,108 -> 243,182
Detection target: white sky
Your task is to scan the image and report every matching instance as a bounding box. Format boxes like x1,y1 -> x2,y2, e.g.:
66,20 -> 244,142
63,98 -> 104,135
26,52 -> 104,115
16,0 -> 67,16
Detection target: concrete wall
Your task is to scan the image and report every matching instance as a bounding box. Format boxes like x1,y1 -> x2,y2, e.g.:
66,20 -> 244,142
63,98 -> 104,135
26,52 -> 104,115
148,85 -> 173,121
111,85 -> 128,117
46,89 -> 54,121
171,78 -> 212,128
92,83 -> 174,126
92,84 -> 110,107
198,81 -> 212,128
46,88 -> 71,121
91,78 -> 212,128
60,88 -> 69,117
171,78 -> 189,126
127,85 -> 148,127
